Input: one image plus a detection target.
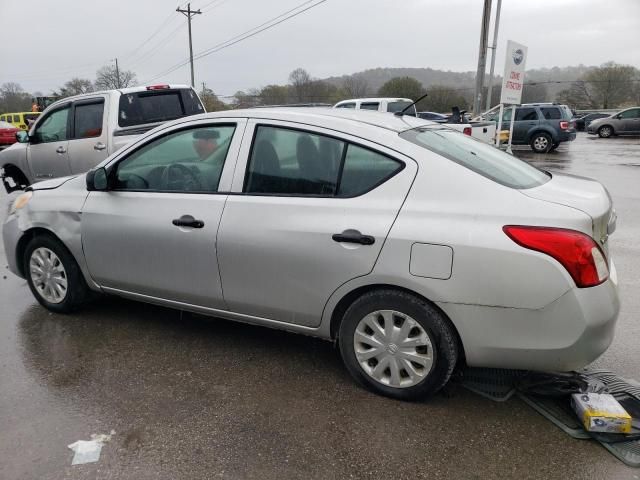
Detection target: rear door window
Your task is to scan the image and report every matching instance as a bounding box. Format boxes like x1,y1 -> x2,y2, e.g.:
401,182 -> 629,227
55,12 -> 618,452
360,102 -> 380,111
118,88 -> 204,127
336,103 -> 356,109
73,100 -> 104,138
540,107 -> 562,120
244,125 -> 403,197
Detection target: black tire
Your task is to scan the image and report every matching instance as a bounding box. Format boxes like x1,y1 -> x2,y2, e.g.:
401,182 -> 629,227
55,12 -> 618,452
338,289 -> 459,401
23,234 -> 93,313
598,125 -> 613,138
530,132 -> 552,153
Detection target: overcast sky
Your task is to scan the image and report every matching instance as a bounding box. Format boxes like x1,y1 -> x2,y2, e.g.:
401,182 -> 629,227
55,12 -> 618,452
1,0 -> 638,96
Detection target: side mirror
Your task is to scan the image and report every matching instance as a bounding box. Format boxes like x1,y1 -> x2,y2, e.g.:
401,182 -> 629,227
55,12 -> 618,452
615,115 -> 622,120
15,131 -> 29,143
86,167 -> 108,191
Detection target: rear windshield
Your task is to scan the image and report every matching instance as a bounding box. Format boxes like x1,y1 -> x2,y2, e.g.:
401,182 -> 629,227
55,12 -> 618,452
387,101 -> 416,115
118,88 -> 204,127
399,126 -> 550,189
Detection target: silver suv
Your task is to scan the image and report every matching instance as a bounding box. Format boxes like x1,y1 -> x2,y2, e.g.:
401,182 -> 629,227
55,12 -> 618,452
587,107 -> 640,138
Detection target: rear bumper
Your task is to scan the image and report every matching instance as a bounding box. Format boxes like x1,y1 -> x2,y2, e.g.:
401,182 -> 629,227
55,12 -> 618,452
438,261 -> 620,371
557,130 -> 576,142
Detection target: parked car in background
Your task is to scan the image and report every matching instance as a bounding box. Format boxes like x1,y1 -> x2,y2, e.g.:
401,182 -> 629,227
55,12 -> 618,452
486,103 -> 576,153
575,112 -> 610,131
0,121 -> 21,149
0,112 -> 41,130
587,107 -> 640,138
417,111 -> 448,122
0,84 -> 205,193
3,108 -> 619,400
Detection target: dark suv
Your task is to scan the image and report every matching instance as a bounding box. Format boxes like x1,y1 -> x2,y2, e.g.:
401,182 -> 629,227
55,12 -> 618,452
491,103 -> 576,153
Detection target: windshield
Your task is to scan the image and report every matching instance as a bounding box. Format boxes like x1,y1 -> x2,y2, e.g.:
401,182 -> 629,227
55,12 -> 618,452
399,126 -> 550,189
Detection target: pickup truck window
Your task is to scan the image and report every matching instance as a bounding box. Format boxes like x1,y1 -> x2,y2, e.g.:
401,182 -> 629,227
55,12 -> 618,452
31,106 -> 70,143
360,102 -> 379,111
117,89 -> 204,128
74,101 -> 104,138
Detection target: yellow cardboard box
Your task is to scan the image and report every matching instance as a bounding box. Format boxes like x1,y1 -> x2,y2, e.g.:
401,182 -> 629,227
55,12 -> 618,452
571,393 -> 632,434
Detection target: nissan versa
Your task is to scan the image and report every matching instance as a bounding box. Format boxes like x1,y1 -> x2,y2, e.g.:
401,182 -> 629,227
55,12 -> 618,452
2,108 -> 620,400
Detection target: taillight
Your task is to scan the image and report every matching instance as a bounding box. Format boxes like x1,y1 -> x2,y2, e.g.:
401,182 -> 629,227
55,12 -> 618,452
463,127 -> 472,136
560,121 -> 570,130
503,226 -> 609,288
146,84 -> 170,90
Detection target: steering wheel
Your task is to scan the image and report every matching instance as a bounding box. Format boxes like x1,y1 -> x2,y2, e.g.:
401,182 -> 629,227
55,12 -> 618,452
160,163 -> 201,191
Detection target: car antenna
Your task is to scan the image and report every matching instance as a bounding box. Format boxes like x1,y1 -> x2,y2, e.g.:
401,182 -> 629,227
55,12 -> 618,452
395,92 -> 428,117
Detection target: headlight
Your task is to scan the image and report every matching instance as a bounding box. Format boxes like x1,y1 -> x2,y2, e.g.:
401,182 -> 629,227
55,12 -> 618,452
8,191 -> 32,216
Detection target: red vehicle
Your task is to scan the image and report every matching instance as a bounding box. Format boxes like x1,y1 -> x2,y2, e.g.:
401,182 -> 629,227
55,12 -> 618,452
0,121 -> 20,148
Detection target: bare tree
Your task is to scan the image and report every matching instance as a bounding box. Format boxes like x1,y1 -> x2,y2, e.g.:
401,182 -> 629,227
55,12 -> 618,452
258,84 -> 290,105
342,76 -> 369,98
556,81 -> 596,109
0,82 -> 32,112
289,68 -> 312,102
199,86 -> 226,112
421,85 -> 469,113
584,62 -> 637,109
95,65 -> 137,90
54,78 -> 95,98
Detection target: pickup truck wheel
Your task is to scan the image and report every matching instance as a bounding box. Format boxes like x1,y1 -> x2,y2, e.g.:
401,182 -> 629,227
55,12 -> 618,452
338,289 -> 458,401
23,235 -> 93,313
530,133 -> 552,153
598,126 -> 613,138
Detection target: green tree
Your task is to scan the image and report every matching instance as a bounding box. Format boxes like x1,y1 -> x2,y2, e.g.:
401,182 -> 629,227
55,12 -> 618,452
584,62 -> 637,108
199,86 -> 226,111
378,77 -> 425,102
258,84 -> 290,105
421,85 -> 469,113
95,64 -> 137,90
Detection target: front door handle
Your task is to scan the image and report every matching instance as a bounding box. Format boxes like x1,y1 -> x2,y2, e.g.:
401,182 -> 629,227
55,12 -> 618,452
55,146 -> 66,154
172,214 -> 204,229
332,229 -> 375,245
94,142 -> 107,151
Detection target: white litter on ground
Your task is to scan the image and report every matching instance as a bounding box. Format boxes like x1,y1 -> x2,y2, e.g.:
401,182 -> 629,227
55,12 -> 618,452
68,430 -> 115,465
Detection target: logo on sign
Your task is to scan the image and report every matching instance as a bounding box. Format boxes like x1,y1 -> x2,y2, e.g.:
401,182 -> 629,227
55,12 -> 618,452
513,48 -> 524,65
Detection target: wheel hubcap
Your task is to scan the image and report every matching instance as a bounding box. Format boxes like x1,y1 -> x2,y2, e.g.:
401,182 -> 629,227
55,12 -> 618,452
534,137 -> 548,150
29,247 -> 67,304
354,310 -> 434,388
601,127 -> 611,137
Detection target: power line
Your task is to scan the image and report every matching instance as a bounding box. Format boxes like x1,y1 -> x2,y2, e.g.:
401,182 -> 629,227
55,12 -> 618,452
128,23 -> 187,69
119,13 -> 179,62
141,0 -> 327,83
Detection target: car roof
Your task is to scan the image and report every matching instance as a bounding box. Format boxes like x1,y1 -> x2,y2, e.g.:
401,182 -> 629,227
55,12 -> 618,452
184,107 -> 434,133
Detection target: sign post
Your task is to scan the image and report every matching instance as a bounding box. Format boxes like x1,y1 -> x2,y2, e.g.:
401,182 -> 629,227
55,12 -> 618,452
499,40 -> 527,154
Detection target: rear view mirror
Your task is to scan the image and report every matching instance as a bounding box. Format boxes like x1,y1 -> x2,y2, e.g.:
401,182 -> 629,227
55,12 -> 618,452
86,167 -> 108,191
15,131 -> 29,143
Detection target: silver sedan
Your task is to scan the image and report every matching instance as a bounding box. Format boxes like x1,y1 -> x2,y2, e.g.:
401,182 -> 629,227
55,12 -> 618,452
2,108 -> 620,400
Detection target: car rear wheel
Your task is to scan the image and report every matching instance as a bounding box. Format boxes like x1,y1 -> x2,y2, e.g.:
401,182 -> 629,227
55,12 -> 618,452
24,235 -> 93,313
338,289 -> 458,400
598,126 -> 613,138
530,133 -> 552,153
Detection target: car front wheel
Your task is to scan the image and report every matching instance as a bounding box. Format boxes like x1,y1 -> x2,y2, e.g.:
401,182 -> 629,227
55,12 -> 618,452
598,126 -> 613,138
24,235 -> 93,313
338,289 -> 459,400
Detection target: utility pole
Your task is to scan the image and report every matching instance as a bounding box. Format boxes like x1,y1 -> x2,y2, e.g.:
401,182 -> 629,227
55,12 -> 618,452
113,58 -> 121,89
176,3 -> 202,87
473,0 -> 492,116
485,0 -> 502,111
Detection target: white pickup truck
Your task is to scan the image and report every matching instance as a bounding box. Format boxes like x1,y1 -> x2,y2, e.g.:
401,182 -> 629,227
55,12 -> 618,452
333,97 -> 496,144
0,84 -> 204,193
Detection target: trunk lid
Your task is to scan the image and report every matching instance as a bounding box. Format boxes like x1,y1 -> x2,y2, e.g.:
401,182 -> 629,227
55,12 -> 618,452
520,172 -> 614,257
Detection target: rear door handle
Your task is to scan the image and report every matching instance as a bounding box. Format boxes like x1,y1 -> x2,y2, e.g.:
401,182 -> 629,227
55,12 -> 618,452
55,146 -> 66,154
172,214 -> 204,229
332,229 -> 375,245
94,142 -> 107,151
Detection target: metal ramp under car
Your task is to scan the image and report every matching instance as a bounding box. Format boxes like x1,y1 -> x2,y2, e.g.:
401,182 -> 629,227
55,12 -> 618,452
457,368 -> 640,467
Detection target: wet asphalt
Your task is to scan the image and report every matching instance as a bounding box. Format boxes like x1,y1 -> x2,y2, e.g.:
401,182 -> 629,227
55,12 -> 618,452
1,133 -> 639,479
